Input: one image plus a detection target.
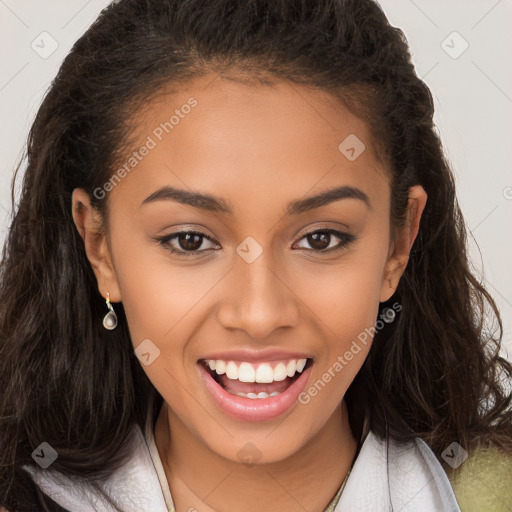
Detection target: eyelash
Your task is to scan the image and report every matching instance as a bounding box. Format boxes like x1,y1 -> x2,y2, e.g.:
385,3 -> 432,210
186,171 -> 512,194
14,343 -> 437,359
155,228 -> 357,257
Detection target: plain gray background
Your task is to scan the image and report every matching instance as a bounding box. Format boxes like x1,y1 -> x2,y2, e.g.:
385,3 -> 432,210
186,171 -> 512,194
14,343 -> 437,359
1,0 -> 511,358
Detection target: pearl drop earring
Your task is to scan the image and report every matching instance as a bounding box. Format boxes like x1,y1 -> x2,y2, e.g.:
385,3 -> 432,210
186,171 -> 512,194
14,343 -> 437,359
103,292 -> 118,330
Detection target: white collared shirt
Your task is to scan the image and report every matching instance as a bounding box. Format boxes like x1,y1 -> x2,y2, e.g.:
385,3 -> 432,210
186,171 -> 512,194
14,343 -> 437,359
22,398 -> 461,512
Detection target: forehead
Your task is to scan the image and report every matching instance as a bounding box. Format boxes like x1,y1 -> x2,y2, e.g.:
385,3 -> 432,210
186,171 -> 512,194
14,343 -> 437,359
108,73 -> 390,216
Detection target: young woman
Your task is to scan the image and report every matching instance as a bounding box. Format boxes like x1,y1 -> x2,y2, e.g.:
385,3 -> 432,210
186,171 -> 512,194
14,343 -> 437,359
1,0 -> 511,511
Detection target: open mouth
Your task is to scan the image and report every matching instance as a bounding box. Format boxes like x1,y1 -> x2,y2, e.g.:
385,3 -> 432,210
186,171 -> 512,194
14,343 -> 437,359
199,358 -> 314,399
197,356 -> 314,421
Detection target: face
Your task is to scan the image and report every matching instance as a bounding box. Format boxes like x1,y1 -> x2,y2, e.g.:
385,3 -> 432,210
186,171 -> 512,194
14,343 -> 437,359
73,73 -> 425,464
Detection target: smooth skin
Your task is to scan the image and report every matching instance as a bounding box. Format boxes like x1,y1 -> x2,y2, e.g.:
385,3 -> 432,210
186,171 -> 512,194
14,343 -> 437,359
72,73 -> 427,512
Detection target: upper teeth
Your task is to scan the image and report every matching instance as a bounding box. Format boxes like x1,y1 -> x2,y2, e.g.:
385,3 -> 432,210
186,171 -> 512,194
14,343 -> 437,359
205,359 -> 308,383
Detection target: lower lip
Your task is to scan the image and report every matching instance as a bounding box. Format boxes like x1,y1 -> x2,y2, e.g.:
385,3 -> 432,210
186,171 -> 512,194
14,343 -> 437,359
198,362 -> 312,422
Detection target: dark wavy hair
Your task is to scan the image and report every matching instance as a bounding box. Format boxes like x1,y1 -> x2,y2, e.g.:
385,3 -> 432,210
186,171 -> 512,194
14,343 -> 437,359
1,0 -> 511,510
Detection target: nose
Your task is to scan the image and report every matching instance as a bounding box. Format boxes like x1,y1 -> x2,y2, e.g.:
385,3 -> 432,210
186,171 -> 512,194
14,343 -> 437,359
216,255 -> 300,339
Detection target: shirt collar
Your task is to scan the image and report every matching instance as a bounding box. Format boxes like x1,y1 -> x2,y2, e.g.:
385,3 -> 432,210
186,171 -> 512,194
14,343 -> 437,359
22,394 -> 460,512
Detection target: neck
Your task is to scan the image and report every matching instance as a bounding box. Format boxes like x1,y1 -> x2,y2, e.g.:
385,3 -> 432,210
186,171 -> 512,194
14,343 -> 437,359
155,400 -> 357,512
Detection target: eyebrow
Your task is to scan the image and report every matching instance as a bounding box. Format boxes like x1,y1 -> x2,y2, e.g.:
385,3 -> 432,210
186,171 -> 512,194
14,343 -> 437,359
140,184 -> 371,215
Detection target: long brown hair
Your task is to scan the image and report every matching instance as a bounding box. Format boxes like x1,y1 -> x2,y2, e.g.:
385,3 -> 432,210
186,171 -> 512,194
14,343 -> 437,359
1,0 -> 511,510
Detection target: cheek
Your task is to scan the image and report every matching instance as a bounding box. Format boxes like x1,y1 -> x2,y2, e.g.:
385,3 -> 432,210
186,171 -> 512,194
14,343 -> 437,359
110,239 -> 214,407
296,252 -> 386,332
107,225 -> 202,350
294,243 -> 388,379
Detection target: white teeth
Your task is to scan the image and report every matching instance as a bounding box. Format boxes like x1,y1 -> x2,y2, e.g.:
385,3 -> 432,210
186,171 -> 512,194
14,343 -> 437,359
216,360 -> 226,375
286,360 -> 297,377
205,358 -> 309,383
234,390 -> 282,399
296,358 -> 307,372
273,363 -> 288,381
255,364 -> 274,383
238,362 -> 256,383
226,361 -> 238,380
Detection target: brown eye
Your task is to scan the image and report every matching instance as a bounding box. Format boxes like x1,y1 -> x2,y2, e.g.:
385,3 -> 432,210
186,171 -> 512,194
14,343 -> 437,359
157,231 -> 219,256
294,229 -> 356,253
176,232 -> 204,251
306,232 -> 331,251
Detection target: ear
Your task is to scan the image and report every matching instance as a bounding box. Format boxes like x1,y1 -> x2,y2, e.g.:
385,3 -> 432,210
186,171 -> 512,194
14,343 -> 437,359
380,185 -> 427,303
71,188 -> 122,303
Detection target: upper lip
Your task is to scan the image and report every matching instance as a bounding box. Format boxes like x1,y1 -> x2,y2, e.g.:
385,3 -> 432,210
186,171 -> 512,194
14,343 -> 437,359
198,348 -> 312,363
